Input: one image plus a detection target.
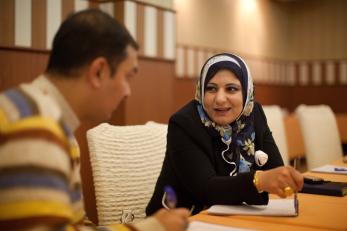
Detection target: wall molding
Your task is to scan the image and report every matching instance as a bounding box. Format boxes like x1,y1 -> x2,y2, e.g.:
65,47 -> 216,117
176,45 -> 347,86
0,0 -> 176,61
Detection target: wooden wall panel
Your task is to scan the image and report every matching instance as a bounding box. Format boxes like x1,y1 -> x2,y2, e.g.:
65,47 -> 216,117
336,114 -> 347,143
89,1 -> 99,9
173,78 -> 196,112
0,0 -> 15,46
114,1 -> 125,25
125,58 -> 175,124
255,85 -> 292,108
62,0 -> 75,20
0,48 -> 48,91
290,85 -> 347,113
32,0 -> 47,49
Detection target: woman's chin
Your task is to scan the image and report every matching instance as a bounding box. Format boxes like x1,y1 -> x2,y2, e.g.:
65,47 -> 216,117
213,118 -> 232,126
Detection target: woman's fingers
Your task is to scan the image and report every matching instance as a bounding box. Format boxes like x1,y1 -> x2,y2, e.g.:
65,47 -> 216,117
276,187 -> 286,198
288,166 -> 304,191
259,166 -> 304,197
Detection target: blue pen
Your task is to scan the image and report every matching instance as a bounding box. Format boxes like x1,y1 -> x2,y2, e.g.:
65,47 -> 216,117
334,167 -> 347,171
164,185 -> 177,209
163,185 -> 195,214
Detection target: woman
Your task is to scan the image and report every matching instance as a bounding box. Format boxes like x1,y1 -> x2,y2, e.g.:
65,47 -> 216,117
146,53 -> 303,215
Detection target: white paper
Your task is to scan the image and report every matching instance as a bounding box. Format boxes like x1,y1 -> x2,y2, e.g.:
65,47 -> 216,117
311,164 -> 347,175
188,221 -> 255,231
208,199 -> 297,216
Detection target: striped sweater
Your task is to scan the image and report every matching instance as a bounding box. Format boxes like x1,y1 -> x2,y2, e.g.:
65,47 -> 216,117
0,76 -> 164,231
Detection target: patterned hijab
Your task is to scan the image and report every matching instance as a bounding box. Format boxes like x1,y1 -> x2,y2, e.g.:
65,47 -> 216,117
195,53 -> 255,175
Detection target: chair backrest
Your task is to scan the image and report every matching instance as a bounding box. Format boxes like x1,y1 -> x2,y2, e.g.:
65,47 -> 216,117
295,105 -> 343,170
262,105 -> 289,165
87,121 -> 167,225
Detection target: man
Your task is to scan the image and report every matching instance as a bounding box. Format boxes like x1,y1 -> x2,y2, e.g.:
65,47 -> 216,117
0,9 -> 189,231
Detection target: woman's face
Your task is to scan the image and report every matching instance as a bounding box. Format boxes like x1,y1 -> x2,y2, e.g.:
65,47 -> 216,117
203,69 -> 243,126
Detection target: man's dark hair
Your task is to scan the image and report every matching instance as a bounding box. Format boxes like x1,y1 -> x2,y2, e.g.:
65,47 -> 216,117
46,9 -> 138,77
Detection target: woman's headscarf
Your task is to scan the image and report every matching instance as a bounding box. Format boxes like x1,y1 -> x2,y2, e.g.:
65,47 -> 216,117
195,53 -> 256,175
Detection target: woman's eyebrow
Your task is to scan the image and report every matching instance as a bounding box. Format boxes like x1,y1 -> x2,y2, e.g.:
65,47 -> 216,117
225,83 -> 241,86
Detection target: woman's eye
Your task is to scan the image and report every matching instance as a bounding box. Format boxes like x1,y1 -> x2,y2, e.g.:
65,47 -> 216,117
226,86 -> 239,92
206,86 -> 217,92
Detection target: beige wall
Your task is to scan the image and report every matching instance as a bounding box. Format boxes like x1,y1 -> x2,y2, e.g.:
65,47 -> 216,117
174,0 -> 347,60
227,0 -> 289,59
174,0 -> 289,58
174,0 -> 232,51
288,0 -> 347,60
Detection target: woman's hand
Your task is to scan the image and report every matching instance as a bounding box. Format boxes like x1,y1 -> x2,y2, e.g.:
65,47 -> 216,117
257,166 -> 304,198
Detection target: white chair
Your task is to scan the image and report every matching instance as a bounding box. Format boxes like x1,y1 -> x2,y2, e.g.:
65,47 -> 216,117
295,104 -> 343,170
87,121 -> 167,225
262,105 -> 289,165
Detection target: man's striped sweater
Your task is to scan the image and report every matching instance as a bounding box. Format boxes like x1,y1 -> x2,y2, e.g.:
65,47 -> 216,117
0,76 -> 163,231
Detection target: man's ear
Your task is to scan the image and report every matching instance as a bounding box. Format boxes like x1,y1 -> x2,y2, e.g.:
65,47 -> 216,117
87,57 -> 108,88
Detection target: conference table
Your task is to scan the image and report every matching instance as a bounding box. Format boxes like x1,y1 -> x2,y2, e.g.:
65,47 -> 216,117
190,159 -> 347,231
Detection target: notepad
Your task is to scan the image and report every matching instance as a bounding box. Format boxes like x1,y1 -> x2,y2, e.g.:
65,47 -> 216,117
311,165 -> 347,175
188,221 -> 254,231
207,199 -> 297,216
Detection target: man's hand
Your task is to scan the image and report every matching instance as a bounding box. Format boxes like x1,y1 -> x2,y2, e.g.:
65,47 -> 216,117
154,208 -> 190,231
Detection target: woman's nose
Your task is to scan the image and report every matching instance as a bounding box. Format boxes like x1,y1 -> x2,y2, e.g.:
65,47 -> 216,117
215,90 -> 227,104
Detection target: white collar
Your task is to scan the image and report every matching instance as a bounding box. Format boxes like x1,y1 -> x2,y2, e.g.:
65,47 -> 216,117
32,75 -> 80,132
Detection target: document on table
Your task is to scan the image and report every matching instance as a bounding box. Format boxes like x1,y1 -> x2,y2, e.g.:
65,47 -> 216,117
311,164 -> 347,175
208,199 -> 297,216
188,221 -> 255,231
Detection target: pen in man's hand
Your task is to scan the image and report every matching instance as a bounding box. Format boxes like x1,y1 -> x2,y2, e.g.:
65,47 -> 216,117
163,185 -> 195,214
164,185 -> 177,209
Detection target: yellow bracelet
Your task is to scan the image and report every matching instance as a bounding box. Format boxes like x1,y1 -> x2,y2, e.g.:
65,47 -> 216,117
253,170 -> 264,193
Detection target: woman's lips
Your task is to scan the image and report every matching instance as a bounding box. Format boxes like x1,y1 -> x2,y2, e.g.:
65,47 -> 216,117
214,108 -> 231,115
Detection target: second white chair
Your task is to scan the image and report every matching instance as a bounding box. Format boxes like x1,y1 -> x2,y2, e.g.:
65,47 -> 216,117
295,104 -> 343,170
